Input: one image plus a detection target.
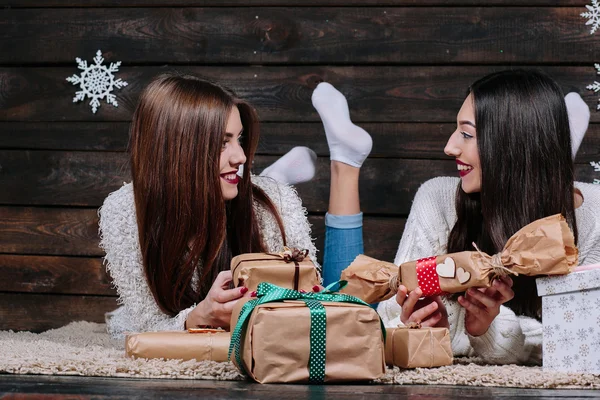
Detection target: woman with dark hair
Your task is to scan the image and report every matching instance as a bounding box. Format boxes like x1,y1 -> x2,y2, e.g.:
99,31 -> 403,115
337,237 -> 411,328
99,73 -> 319,338
376,69 -> 600,364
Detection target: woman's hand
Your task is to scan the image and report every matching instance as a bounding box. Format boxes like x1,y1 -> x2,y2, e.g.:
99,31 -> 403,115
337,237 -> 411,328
186,271 -> 247,330
395,285 -> 449,328
458,276 -> 514,337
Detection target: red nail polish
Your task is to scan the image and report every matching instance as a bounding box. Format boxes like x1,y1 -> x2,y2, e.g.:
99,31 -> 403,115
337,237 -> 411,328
250,291 -> 257,297
240,287 -> 248,294
299,289 -> 307,293
312,286 -> 321,292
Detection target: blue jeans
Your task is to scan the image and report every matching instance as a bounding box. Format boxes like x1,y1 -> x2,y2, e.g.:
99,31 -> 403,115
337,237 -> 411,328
323,212 -> 364,286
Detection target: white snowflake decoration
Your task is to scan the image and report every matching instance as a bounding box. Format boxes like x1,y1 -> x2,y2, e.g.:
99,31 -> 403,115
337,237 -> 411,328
591,161 -> 600,185
66,50 -> 128,114
582,0 -> 600,35
586,64 -> 600,111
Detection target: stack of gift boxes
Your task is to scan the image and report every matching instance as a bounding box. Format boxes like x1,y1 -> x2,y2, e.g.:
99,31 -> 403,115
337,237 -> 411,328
125,214 -> 595,382
126,247 -> 454,383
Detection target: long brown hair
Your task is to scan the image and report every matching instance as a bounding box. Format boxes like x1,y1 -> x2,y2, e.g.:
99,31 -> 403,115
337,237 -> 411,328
447,70 -> 577,319
129,73 -> 286,316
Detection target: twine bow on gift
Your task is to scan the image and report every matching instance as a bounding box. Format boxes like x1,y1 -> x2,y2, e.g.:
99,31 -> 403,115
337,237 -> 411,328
405,322 -> 422,329
471,242 -> 519,279
270,247 -> 309,291
228,281 -> 385,384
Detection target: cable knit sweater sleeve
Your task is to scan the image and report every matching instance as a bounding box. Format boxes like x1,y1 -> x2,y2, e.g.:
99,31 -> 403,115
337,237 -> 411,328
377,177 -> 542,365
99,183 -> 194,339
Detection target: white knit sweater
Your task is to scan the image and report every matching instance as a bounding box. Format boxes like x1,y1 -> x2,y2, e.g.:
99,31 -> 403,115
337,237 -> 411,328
377,177 -> 600,365
99,176 -> 317,339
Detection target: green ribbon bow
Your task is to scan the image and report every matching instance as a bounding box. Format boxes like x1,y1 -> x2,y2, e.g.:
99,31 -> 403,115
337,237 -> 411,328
228,281 -> 385,384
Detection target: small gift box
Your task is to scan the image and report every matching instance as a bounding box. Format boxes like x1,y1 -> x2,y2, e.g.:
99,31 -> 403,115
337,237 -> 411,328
125,328 -> 230,362
384,323 -> 453,368
231,247 -> 320,292
341,214 -> 577,301
229,283 -> 386,383
536,265 -> 600,373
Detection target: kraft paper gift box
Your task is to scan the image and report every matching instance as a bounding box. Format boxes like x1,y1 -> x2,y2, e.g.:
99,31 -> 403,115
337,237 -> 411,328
125,329 -> 230,362
231,248 -> 320,293
384,325 -> 453,368
229,283 -> 386,384
536,265 -> 600,373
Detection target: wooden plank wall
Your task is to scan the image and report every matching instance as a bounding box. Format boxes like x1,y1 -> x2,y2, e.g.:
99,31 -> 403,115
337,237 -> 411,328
1,1 -> 599,332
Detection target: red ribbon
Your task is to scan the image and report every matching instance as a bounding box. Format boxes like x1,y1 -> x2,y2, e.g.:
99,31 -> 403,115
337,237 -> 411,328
415,256 -> 443,296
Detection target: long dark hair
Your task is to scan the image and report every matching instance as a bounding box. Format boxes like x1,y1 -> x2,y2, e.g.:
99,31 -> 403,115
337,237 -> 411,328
447,70 -> 578,318
129,73 -> 287,316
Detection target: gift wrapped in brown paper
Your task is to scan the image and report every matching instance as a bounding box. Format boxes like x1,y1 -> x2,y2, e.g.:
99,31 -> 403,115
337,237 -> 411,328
229,284 -> 386,384
125,328 -> 229,362
341,214 -> 578,299
231,247 -> 320,293
385,323 -> 453,368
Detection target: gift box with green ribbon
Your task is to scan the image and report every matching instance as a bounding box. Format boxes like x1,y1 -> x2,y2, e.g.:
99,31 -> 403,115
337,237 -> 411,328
229,282 -> 386,383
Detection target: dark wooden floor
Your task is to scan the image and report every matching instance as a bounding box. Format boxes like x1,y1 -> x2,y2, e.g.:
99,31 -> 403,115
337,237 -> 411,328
0,375 -> 599,400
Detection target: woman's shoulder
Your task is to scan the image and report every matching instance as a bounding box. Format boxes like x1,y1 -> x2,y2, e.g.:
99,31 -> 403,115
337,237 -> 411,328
98,182 -> 138,243
415,176 -> 459,199
575,181 -> 600,203
251,175 -> 302,208
100,182 -> 135,215
410,176 -> 459,219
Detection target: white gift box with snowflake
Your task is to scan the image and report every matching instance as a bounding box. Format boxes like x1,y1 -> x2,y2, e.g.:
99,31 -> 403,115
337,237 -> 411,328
536,267 -> 600,374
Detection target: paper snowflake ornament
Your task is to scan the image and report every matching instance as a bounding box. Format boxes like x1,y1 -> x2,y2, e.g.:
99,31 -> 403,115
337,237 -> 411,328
66,50 -> 128,114
586,64 -> 600,110
582,0 -> 600,35
592,161 -> 600,185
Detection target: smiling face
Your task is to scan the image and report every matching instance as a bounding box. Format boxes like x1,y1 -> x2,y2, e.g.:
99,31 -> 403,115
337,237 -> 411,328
444,93 -> 481,193
219,106 -> 247,201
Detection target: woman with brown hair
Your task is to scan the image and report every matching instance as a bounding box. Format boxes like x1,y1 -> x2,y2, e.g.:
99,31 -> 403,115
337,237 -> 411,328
99,73 -> 318,338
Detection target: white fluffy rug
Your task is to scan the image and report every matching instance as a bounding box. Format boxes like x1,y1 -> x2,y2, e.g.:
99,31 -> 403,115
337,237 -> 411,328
1,322 -> 599,389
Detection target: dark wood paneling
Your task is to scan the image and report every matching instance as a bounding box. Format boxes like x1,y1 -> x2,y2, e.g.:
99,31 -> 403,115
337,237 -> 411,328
0,293 -> 118,332
3,8 -> 598,64
0,151 -> 459,213
0,207 -> 101,256
0,255 -> 115,296
1,66 -> 597,122
0,1 -> 590,7
0,206 -> 405,262
0,122 -> 129,151
2,375 -> 599,400
3,121 -> 599,163
0,150 -> 128,207
2,150 -> 598,212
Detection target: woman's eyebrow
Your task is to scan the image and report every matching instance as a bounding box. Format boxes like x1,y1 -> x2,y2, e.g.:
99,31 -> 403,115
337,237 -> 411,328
224,128 -> 244,137
459,120 -> 476,128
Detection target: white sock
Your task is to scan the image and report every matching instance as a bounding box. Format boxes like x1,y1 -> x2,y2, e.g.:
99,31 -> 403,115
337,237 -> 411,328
565,92 -> 590,159
259,146 -> 317,185
311,82 -> 373,168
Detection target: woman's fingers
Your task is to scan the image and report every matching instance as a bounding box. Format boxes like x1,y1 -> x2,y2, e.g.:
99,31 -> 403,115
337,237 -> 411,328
395,285 -> 408,307
492,279 -> 515,302
458,295 -> 485,318
409,300 -> 439,323
214,286 -> 246,303
420,311 -> 442,327
213,270 -> 233,288
499,275 -> 513,287
400,288 -> 422,319
466,288 -> 496,309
